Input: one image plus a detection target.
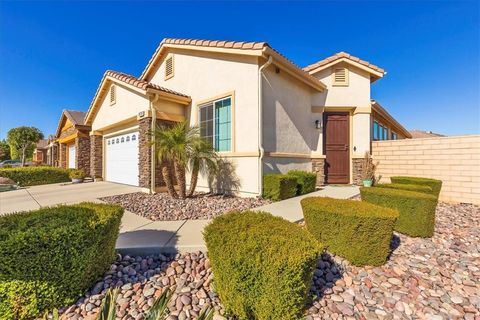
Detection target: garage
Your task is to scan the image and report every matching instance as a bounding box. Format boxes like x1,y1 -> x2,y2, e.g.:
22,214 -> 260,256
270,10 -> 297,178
68,145 -> 76,169
105,131 -> 139,186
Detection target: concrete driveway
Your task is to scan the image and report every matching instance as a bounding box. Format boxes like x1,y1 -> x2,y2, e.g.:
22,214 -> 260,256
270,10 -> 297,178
0,181 -> 139,214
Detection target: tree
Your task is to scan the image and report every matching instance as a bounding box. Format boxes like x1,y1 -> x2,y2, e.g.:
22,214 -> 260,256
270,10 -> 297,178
0,139 -> 10,161
6,126 -> 43,166
152,122 -> 217,199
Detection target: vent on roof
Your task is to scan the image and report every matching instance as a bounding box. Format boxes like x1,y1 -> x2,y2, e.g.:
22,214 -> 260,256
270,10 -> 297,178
165,55 -> 174,80
109,85 -> 116,105
333,67 -> 349,86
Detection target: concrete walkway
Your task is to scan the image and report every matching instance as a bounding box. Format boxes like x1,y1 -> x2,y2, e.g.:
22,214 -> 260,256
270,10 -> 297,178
0,182 -> 359,254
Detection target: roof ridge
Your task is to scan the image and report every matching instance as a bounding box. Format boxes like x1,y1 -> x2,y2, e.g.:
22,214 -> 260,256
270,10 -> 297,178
303,52 -> 385,74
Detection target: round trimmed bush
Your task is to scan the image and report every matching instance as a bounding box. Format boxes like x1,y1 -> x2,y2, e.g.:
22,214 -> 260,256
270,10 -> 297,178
0,202 -> 124,319
301,197 -> 398,266
361,187 -> 438,237
204,210 -> 322,320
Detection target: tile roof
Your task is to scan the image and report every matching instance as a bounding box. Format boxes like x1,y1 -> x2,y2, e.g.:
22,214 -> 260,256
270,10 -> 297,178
161,38 -> 268,50
409,130 -> 446,139
303,52 -> 385,74
35,139 -> 48,149
64,110 -> 87,126
105,70 -> 189,97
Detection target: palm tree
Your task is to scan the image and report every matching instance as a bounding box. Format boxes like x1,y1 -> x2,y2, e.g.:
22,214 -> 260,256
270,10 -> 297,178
188,138 -> 218,197
153,122 -> 217,199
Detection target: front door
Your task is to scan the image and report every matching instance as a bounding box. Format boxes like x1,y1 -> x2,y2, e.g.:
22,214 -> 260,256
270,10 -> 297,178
324,112 -> 350,184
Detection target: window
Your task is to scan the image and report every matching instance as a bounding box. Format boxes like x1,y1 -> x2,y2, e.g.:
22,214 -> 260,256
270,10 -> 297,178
391,132 -> 398,140
110,85 -> 116,105
373,121 -> 390,141
333,67 -> 349,86
373,121 -> 379,140
199,96 -> 232,152
165,55 -> 174,80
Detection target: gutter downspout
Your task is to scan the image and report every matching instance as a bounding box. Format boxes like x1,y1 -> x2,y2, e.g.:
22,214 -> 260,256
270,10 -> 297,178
258,55 -> 273,196
150,94 -> 160,194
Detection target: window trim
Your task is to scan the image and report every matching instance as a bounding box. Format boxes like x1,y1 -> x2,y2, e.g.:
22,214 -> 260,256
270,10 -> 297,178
332,67 -> 349,86
196,91 -> 235,153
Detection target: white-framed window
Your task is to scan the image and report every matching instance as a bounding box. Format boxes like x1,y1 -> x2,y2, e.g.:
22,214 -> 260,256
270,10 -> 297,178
109,85 -> 116,105
199,96 -> 232,152
332,67 -> 349,86
165,55 -> 174,80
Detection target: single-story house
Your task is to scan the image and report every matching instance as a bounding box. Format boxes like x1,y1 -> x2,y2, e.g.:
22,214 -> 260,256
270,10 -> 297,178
84,38 -> 410,196
51,109 -> 91,172
32,139 -> 48,164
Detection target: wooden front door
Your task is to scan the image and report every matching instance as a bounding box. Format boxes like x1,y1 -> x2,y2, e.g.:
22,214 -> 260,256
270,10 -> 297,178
324,112 -> 350,184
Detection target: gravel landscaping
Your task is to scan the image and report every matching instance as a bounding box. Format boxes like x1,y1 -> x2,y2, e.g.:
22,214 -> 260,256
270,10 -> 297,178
100,192 -> 271,220
62,202 -> 479,319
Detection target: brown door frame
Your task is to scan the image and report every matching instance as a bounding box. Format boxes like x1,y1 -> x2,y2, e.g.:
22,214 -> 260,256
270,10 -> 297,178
323,111 -> 350,184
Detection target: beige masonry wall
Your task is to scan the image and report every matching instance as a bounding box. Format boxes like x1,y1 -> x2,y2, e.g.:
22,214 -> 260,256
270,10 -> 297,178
372,135 -> 480,205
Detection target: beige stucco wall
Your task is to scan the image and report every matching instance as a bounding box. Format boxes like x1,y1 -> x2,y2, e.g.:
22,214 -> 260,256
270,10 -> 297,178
147,49 -> 261,195
352,112 -> 371,157
372,135 -> 480,204
91,82 -> 150,131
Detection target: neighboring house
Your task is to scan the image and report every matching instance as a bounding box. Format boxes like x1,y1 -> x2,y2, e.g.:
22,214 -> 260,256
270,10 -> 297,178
45,134 -> 57,166
84,38 -> 410,196
32,139 -> 48,164
409,130 -> 445,139
53,110 -> 91,172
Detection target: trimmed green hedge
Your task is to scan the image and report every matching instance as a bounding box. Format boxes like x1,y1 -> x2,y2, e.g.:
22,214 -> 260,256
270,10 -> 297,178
390,176 -> 442,198
360,187 -> 438,237
262,174 -> 297,201
0,166 -> 72,186
288,170 -> 317,195
0,202 -> 124,320
204,210 -> 322,320
376,183 -> 432,194
301,197 -> 398,266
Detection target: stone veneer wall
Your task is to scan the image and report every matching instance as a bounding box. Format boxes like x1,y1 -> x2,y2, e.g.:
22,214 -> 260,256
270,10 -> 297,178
372,135 -> 480,204
352,158 -> 364,185
90,135 -> 103,178
138,117 -> 152,189
312,158 -> 325,186
76,136 -> 90,174
59,144 -> 67,169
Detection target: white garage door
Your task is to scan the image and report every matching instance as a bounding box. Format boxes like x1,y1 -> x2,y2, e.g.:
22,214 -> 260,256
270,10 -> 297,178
68,145 -> 76,169
105,131 -> 139,186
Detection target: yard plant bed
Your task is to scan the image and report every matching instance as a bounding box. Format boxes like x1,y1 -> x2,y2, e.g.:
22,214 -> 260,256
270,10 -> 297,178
100,192 -> 271,220
59,202 -> 479,319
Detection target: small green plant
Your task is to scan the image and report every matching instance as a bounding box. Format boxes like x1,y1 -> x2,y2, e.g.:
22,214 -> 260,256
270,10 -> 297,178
361,152 -> 378,185
204,210 -> 322,320
262,173 -> 297,200
69,169 -> 86,180
361,187 -> 438,237
390,176 -> 442,198
301,197 -> 398,266
287,170 -> 317,195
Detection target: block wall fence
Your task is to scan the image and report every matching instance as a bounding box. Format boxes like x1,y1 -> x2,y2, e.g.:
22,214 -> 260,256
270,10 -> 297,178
372,135 -> 480,205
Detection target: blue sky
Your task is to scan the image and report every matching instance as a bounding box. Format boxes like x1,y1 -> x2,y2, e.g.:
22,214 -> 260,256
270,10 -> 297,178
0,1 -> 479,139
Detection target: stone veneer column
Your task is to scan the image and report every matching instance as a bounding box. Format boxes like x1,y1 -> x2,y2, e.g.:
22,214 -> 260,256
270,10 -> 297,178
75,136 -> 91,175
312,158 -> 325,186
90,134 -> 103,179
59,144 -> 67,168
352,158 -> 364,185
138,117 -> 152,189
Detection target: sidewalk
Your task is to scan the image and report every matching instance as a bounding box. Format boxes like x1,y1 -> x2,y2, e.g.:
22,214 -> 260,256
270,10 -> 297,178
116,185 -> 360,254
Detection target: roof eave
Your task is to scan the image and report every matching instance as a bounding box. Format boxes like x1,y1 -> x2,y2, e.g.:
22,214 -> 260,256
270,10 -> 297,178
371,101 -> 412,138
305,58 -> 385,82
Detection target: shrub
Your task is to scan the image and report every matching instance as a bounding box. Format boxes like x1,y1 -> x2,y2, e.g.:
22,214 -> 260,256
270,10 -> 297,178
390,176 -> 442,198
0,166 -> 71,186
376,183 -> 432,194
204,211 -> 322,320
69,169 -> 86,180
301,197 -> 398,266
360,187 -> 438,237
0,202 -> 124,320
262,173 -> 297,201
288,170 -> 317,195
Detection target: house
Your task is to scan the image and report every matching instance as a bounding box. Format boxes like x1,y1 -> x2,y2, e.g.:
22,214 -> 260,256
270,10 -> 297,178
84,38 -> 410,196
409,130 -> 445,139
51,109 -> 91,172
32,139 -> 48,164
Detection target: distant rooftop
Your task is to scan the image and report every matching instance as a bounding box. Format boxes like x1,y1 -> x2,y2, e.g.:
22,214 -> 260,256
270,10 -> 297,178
409,130 -> 446,139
